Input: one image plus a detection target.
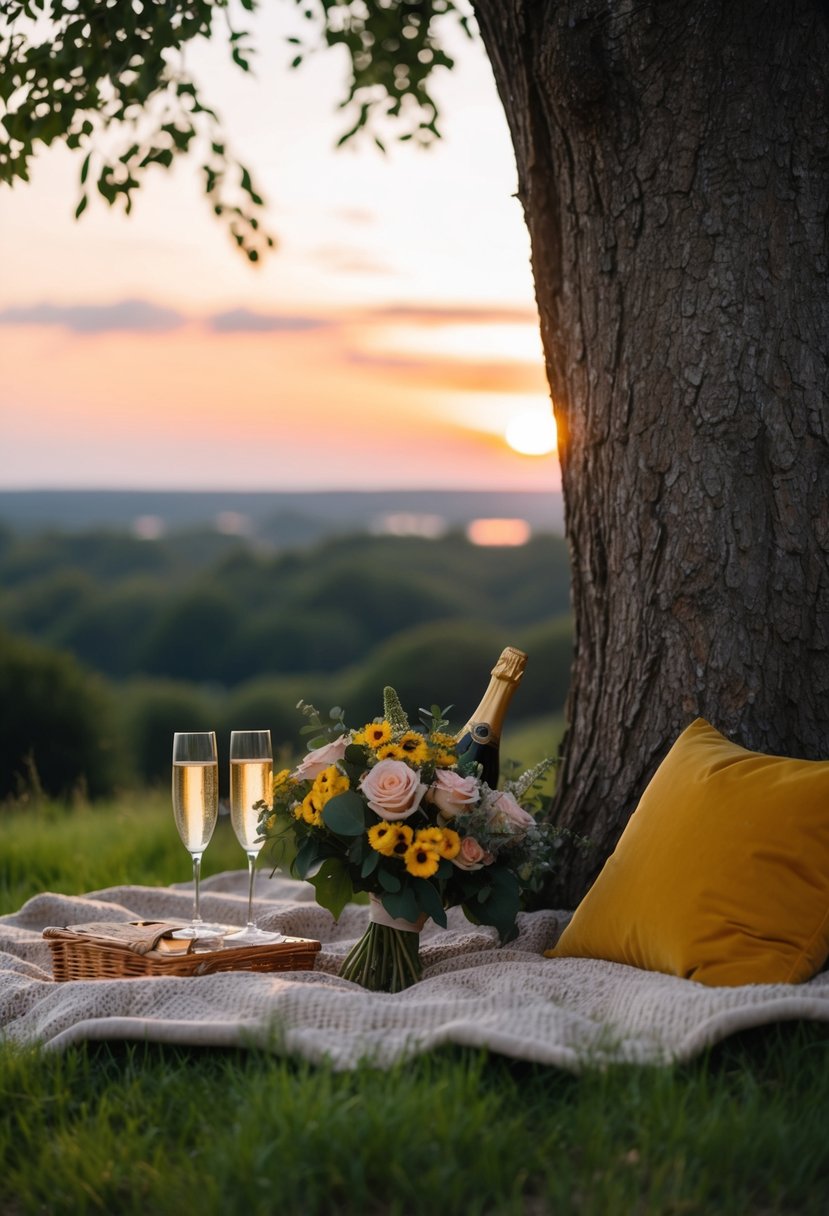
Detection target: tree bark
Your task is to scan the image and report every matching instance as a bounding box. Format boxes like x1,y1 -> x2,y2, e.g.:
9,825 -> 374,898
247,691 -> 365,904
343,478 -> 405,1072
472,0 -> 829,903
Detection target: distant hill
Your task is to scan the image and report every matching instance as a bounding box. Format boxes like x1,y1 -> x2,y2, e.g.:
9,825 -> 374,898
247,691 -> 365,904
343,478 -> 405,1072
0,489 -> 564,544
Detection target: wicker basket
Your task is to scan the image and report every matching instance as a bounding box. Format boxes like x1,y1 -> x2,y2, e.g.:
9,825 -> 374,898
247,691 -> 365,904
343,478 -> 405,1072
44,924 -> 321,981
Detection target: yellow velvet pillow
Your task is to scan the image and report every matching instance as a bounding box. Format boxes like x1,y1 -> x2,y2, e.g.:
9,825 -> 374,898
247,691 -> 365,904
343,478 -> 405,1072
547,718 -> 829,985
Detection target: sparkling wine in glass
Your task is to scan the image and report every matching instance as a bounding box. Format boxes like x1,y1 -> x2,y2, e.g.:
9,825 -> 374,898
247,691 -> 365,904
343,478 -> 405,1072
172,731 -> 225,939
225,730 -> 283,944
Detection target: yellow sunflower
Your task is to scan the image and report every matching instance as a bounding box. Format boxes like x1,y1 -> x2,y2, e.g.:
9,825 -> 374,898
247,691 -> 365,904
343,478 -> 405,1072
436,828 -> 461,859
361,721 -> 393,748
312,765 -> 349,804
376,742 -> 407,762
404,841 -> 441,879
415,827 -> 444,847
299,790 -> 323,826
416,826 -> 461,860
389,824 -> 414,858
398,731 -> 430,765
429,731 -> 457,750
273,768 -> 294,792
368,822 -> 397,856
432,749 -> 457,769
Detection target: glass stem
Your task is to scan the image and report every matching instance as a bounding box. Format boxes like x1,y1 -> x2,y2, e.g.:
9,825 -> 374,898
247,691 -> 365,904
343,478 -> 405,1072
245,852 -> 257,928
191,852 -> 203,923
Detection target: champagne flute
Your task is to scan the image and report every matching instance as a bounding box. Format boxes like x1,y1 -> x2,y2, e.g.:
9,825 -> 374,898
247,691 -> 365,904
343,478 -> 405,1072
171,731 -> 225,939
225,730 -> 283,944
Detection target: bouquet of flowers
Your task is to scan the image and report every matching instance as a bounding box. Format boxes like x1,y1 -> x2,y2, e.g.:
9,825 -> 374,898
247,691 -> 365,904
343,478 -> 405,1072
258,687 -> 564,992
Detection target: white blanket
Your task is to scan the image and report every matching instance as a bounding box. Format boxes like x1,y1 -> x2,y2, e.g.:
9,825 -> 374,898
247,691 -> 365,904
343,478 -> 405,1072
3,871 -> 829,1070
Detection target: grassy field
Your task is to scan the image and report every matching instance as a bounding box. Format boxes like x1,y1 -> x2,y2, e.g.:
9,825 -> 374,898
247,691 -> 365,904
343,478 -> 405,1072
0,791 -> 244,917
2,787 -> 829,1215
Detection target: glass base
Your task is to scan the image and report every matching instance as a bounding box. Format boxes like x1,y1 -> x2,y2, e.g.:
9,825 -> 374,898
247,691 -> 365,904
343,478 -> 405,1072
224,924 -> 284,946
172,921 -> 228,942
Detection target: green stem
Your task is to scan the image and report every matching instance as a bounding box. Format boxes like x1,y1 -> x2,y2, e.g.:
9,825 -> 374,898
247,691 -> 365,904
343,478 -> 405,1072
339,923 -> 422,993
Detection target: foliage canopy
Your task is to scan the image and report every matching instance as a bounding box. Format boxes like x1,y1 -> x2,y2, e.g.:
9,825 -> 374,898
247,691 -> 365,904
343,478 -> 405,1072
0,0 -> 471,260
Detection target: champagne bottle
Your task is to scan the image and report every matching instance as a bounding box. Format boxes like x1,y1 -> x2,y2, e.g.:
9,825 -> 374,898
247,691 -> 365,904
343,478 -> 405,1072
454,646 -> 528,786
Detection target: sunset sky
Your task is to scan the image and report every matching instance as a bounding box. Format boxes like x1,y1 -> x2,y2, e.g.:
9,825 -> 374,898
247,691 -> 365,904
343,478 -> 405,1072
0,6 -> 558,493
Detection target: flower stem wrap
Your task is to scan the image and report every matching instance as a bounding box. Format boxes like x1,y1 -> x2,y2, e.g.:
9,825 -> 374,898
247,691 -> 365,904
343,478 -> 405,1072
338,896 -> 425,992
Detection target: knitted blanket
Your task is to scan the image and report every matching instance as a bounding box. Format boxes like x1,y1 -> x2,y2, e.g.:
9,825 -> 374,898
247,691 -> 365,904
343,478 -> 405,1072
3,871 -> 829,1069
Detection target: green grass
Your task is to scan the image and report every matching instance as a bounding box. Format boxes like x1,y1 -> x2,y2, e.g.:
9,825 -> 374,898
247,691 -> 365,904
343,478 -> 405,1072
0,793 -> 245,915
2,1029 -> 829,1215
2,795 -> 829,1215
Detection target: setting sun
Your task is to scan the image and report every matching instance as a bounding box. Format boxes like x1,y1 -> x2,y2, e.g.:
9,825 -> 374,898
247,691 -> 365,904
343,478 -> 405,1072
505,408 -> 557,456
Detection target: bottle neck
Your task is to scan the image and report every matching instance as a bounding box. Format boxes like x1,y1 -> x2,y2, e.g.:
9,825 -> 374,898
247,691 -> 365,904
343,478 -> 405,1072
455,647 -> 527,746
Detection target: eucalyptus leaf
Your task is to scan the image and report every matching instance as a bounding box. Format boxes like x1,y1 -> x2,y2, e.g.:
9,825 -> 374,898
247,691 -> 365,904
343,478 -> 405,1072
292,834 -> 325,881
308,858 -> 353,922
361,850 -> 380,879
322,791 -> 366,836
413,878 -> 447,928
381,888 -> 420,925
469,869 -> 520,942
347,836 -> 367,864
378,867 -> 401,893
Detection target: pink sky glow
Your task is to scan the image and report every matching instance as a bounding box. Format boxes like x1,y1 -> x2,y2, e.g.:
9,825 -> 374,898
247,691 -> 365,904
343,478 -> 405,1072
0,8 -> 559,494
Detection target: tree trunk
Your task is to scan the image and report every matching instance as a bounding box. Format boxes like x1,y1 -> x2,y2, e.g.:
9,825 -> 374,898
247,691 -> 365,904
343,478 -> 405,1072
472,0 -> 829,903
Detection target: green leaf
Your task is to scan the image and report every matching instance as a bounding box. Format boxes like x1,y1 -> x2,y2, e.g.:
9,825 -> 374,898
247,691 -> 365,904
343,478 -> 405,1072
468,869 -> 521,943
292,834 -> 326,881
378,867 -> 401,893
360,850 -> 380,879
308,858 -> 353,922
74,194 -> 87,219
347,835 -> 370,867
381,888 -> 420,925
413,878 -> 447,928
321,790 -> 366,836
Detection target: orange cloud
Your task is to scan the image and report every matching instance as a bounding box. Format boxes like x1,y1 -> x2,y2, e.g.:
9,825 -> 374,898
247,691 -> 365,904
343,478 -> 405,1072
0,298 -> 559,491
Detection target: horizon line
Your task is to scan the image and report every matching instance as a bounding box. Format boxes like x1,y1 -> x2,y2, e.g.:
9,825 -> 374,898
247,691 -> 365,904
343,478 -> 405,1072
0,485 -> 562,496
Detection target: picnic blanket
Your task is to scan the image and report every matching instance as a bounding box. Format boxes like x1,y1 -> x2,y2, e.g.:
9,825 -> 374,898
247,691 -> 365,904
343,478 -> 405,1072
3,871 -> 829,1070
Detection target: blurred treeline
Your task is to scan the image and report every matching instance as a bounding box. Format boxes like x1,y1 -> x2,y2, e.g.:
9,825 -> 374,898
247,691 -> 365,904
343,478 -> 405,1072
0,523 -> 573,800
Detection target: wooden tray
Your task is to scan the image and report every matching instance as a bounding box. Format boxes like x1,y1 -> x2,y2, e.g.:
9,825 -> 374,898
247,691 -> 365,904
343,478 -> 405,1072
43,924 -> 321,981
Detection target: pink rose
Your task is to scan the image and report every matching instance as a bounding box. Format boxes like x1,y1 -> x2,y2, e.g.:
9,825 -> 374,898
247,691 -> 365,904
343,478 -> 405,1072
452,835 -> 493,871
486,790 -> 536,837
292,736 -> 349,782
427,770 -> 480,820
359,759 -> 427,821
